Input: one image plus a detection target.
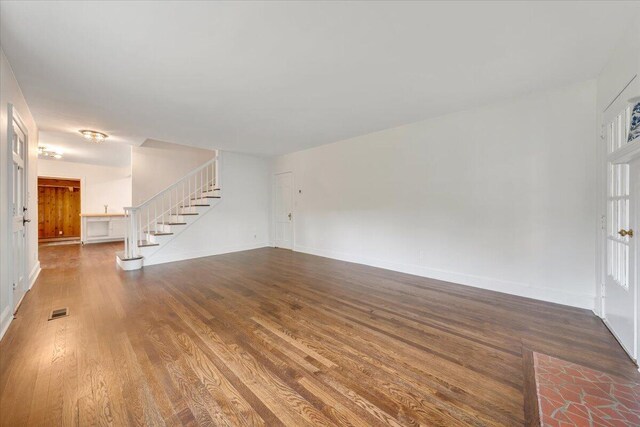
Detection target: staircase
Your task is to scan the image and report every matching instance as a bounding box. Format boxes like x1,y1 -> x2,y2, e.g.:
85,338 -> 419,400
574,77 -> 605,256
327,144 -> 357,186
116,153 -> 220,270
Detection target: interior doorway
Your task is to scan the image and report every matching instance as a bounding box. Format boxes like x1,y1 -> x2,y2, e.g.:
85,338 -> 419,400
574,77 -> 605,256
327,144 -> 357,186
37,177 -> 81,243
8,105 -> 29,312
601,90 -> 639,364
274,171 -> 293,250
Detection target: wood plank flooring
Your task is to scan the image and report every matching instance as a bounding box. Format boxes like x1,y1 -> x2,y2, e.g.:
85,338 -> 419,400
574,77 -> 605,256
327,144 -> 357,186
1,243 -> 637,426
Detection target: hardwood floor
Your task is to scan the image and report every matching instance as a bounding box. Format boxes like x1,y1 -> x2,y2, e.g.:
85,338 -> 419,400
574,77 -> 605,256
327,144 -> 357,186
1,243 -> 637,426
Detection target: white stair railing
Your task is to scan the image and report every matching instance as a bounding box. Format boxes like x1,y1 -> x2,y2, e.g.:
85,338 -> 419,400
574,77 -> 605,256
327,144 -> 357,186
123,153 -> 219,259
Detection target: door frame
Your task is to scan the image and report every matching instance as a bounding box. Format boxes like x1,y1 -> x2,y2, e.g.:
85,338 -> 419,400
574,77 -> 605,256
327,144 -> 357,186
598,91 -> 640,363
7,104 -> 29,313
37,176 -> 83,242
272,171 -> 294,250
634,158 -> 640,363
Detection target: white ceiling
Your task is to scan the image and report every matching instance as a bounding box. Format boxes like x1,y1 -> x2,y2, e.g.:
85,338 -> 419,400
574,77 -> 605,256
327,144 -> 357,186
38,130 -> 131,168
1,1 -> 639,158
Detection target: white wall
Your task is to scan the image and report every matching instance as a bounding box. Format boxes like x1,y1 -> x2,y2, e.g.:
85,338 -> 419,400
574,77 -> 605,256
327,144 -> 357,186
596,16 -> 640,114
0,48 -> 39,339
595,15 -> 640,316
143,151 -> 271,265
38,159 -> 132,213
132,140 -> 215,205
274,80 -> 597,309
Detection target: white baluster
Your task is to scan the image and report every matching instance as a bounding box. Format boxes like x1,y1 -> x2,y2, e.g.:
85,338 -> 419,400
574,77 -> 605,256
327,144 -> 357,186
124,209 -> 129,258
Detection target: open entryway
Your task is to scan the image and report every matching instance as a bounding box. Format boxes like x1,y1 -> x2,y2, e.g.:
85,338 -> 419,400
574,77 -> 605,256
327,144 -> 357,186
37,177 -> 81,243
8,105 -> 29,312
274,171 -> 293,250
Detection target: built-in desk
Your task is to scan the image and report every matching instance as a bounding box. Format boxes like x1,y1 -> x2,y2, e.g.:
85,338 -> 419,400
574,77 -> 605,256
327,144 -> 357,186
80,213 -> 126,244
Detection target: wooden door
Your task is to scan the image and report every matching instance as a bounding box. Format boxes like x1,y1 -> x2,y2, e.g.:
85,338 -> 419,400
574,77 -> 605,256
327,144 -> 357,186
38,178 -> 81,240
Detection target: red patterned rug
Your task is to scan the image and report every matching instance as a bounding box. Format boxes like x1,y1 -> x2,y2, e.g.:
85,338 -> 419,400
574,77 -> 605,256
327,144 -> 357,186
533,352 -> 640,426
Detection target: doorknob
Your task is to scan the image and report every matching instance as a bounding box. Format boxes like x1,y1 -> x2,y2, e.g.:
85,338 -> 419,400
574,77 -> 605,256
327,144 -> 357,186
618,229 -> 634,238
288,213 -> 292,221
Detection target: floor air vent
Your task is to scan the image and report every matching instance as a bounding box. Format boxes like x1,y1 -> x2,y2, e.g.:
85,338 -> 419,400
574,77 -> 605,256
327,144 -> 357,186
48,308 -> 69,321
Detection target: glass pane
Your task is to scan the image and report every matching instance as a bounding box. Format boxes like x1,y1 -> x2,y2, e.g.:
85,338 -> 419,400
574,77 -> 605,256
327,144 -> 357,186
606,159 -> 631,290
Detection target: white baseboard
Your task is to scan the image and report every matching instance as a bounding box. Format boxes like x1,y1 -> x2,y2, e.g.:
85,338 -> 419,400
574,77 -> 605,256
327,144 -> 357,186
294,244 -> 595,310
602,318 -> 637,362
1,261 -> 41,342
143,242 -> 270,267
592,296 -> 603,318
82,238 -> 124,244
28,261 -> 41,290
0,305 -> 12,342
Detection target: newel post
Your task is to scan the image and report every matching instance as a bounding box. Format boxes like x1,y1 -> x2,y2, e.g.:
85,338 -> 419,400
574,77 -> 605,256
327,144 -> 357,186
123,207 -> 138,259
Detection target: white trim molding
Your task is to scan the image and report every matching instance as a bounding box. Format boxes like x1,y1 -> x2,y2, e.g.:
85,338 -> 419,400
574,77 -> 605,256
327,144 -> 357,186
608,140 -> 640,164
603,318 -> 638,364
294,244 -> 595,310
28,260 -> 41,290
0,305 -> 12,341
1,260 -> 42,340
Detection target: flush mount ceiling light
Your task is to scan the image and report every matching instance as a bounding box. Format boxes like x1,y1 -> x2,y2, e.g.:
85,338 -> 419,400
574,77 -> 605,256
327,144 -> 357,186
79,129 -> 108,143
38,145 -> 63,159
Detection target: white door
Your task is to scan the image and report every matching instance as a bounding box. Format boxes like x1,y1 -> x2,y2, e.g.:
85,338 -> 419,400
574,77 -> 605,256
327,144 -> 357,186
603,104 -> 637,361
8,106 -> 29,311
274,172 -> 293,249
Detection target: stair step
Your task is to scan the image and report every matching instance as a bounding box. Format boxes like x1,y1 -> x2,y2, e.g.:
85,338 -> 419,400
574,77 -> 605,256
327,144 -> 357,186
191,196 -> 221,200
177,212 -> 199,215
137,240 -> 159,247
157,222 -> 187,225
181,204 -> 210,207
147,231 -> 174,236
